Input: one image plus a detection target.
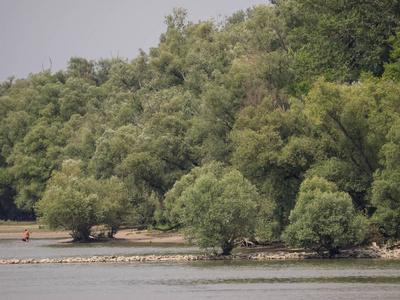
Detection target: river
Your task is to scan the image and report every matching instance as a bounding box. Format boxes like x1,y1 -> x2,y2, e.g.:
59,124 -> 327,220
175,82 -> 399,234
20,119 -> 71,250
1,239 -> 400,300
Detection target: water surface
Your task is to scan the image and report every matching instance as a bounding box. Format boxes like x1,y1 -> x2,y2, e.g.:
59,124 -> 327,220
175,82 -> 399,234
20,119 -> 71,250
1,239 -> 400,300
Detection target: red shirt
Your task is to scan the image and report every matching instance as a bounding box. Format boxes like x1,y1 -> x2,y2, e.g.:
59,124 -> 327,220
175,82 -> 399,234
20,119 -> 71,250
24,231 -> 29,238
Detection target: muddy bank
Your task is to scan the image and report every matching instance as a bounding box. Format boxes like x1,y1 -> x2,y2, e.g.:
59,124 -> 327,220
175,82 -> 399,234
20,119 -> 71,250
2,247 -> 400,265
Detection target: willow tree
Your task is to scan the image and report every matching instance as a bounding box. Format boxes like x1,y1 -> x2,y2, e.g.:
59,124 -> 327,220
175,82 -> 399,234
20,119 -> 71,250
282,177 -> 368,256
371,119 -> 400,241
165,162 -> 274,255
36,160 -> 131,241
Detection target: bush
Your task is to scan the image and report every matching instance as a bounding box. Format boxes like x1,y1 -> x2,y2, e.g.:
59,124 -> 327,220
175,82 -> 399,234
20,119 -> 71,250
165,162 -> 273,255
282,177 -> 368,256
35,160 -> 132,241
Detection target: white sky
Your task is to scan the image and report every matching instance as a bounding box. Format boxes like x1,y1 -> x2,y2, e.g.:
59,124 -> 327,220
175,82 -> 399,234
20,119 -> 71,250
1,0 -> 269,82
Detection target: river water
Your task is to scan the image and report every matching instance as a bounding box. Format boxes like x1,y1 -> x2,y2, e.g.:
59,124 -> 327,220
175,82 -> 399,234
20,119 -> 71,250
1,239 -> 400,300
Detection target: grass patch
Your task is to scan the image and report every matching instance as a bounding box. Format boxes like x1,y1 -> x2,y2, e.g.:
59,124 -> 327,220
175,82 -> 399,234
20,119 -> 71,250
0,220 -> 37,225
147,223 -> 181,233
0,220 -> 17,225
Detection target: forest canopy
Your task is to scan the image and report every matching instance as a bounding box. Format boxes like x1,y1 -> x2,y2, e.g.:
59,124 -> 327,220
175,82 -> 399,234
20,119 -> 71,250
1,1 -> 400,251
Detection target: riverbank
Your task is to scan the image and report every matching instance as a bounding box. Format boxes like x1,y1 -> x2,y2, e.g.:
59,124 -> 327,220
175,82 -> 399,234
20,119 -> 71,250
2,247 -> 400,265
2,222 -> 400,265
0,222 -> 185,243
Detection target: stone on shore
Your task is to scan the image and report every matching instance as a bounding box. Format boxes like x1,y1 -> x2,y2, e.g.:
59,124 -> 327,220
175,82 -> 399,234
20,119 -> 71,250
2,247 -> 400,265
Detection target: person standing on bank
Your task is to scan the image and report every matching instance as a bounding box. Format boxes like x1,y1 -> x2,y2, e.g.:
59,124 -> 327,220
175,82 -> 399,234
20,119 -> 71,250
24,229 -> 29,242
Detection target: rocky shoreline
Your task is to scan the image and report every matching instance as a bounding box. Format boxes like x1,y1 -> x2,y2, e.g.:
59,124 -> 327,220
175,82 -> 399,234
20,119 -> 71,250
2,247 -> 400,265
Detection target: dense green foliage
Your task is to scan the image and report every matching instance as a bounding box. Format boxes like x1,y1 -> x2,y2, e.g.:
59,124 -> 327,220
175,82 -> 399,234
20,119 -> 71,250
282,177 -> 367,256
1,2 -> 400,250
165,162 -> 273,255
371,120 -> 400,241
35,160 -> 131,241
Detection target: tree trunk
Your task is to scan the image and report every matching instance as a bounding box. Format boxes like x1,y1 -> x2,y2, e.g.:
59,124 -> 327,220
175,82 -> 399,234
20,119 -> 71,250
221,240 -> 235,256
107,226 -> 119,238
328,246 -> 340,258
71,226 -> 91,242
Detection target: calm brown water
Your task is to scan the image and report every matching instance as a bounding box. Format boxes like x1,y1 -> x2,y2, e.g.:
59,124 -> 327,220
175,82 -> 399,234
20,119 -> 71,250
1,239 -> 400,300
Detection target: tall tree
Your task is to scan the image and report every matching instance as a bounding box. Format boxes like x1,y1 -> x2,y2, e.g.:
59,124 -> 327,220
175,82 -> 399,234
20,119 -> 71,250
371,119 -> 400,240
287,0 -> 400,83
231,96 -> 324,233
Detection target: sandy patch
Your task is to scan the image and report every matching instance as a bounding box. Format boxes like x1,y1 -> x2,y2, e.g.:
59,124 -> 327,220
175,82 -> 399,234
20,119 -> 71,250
0,222 -> 184,243
0,222 -> 70,239
114,228 -> 184,243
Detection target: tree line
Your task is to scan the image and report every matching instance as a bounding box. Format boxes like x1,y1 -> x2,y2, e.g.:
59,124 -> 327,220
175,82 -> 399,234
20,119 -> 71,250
1,1 -> 400,254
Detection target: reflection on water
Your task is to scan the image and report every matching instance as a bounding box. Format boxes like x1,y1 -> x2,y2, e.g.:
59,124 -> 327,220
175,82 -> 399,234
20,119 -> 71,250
1,239 -> 400,300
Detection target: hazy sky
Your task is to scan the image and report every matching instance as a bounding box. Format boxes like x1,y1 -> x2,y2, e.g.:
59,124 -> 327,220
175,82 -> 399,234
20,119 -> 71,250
1,0 -> 269,82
